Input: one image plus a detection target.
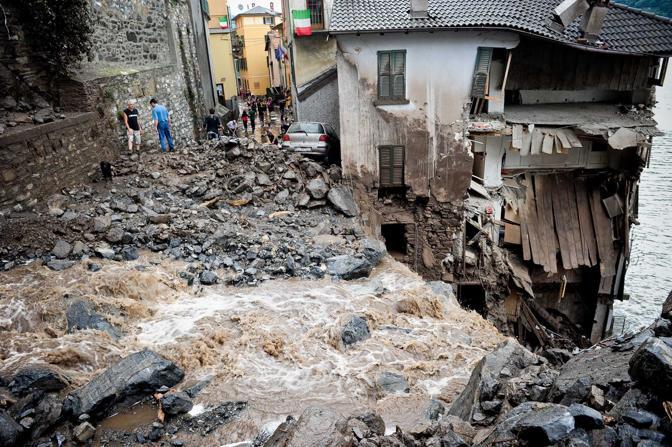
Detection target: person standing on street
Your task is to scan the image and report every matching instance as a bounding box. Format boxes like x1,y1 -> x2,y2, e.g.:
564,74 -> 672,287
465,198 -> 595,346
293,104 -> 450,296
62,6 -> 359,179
122,100 -> 142,152
248,106 -> 257,135
241,110 -> 249,134
203,108 -> 221,140
258,99 -> 267,126
150,98 -> 174,153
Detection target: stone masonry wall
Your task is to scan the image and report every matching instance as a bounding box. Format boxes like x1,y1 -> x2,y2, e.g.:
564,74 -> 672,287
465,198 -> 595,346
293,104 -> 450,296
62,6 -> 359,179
0,113 -> 116,208
88,0 -> 173,68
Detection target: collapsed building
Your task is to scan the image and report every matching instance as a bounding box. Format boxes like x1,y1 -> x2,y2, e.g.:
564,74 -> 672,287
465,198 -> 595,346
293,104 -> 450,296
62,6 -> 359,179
329,0 -> 672,347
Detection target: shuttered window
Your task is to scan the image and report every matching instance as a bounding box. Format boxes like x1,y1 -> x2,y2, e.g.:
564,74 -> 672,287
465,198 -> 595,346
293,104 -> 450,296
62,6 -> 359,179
378,50 -> 406,100
379,146 -> 405,187
470,47 -> 493,98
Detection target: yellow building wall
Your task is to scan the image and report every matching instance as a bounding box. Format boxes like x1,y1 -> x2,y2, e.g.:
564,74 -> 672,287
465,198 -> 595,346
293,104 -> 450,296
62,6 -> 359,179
209,33 -> 238,100
208,0 -> 237,100
236,15 -> 278,96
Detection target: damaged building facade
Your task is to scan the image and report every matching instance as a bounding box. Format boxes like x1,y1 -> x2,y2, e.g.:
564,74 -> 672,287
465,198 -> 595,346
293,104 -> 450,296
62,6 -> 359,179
330,0 -> 672,347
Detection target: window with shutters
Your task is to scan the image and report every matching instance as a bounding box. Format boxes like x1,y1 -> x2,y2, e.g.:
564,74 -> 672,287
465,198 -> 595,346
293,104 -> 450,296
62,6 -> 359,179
377,50 -> 406,103
379,145 -> 405,187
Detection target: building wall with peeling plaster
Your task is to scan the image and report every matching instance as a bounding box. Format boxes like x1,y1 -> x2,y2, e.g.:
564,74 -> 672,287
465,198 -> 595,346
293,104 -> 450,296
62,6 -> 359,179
336,31 -> 519,201
335,30 -> 519,280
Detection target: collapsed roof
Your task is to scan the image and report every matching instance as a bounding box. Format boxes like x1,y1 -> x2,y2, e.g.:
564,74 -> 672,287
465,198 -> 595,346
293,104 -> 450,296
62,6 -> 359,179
330,0 -> 672,56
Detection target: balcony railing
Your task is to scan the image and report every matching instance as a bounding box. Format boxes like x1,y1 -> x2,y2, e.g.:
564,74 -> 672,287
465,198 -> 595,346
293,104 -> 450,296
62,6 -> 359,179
308,0 -> 324,30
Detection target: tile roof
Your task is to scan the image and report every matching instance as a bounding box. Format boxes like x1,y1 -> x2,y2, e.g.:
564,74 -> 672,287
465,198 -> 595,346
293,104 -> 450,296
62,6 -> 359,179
330,0 -> 672,55
238,6 -> 280,16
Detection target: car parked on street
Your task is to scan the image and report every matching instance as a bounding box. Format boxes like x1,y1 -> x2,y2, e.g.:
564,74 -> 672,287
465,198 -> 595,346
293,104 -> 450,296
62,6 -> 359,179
281,122 -> 340,162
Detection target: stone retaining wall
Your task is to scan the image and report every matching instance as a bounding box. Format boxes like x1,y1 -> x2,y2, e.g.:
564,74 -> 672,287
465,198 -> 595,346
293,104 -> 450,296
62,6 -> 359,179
0,113 -> 118,209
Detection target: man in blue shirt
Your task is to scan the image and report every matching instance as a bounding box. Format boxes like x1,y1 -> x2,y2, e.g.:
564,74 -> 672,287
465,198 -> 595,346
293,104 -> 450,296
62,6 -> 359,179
150,98 -> 175,152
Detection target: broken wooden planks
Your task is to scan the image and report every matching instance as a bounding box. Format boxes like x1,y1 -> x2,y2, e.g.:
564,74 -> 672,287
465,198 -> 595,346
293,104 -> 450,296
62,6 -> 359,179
516,173 -> 609,274
590,187 -> 617,277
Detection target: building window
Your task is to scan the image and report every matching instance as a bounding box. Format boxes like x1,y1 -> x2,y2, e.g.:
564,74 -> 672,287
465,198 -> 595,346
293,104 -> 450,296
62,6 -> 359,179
377,50 -> 406,101
379,145 -> 405,187
308,0 -> 324,29
263,16 -> 275,25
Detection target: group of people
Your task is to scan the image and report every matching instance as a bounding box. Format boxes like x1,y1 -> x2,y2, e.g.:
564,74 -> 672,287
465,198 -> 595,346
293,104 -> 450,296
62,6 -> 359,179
120,93 -> 290,152
122,98 -> 175,153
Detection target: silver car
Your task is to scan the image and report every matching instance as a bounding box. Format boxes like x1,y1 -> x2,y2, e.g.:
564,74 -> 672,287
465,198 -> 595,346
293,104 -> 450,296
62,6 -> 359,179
281,122 -> 340,159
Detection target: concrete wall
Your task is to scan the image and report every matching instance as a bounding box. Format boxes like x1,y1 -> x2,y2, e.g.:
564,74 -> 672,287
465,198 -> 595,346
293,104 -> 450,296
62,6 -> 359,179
336,31 -> 519,201
189,0 -> 218,109
295,73 -> 340,134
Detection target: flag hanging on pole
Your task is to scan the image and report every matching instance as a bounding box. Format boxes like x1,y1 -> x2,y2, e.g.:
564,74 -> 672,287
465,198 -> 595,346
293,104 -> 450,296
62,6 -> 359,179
292,10 -> 312,36
219,16 -> 229,29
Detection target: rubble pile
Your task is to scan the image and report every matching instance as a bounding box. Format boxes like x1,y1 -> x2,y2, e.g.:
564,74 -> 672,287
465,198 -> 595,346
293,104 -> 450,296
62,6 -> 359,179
0,94 -> 65,136
257,292 -> 672,447
0,140 -> 373,285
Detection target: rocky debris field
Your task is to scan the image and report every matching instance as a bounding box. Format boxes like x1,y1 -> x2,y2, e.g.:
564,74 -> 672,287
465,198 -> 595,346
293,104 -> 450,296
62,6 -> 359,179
0,139 -> 377,286
0,94 -> 67,136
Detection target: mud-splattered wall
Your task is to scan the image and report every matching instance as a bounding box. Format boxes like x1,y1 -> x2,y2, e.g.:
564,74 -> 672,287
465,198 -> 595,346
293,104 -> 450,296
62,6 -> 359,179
336,31 -> 519,201
336,31 -> 519,280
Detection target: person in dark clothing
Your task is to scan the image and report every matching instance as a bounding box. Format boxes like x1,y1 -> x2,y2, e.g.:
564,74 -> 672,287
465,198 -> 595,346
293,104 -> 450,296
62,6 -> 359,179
122,100 -> 142,152
278,97 -> 286,123
248,107 -> 257,134
258,99 -> 267,125
241,110 -> 249,134
203,108 -> 221,140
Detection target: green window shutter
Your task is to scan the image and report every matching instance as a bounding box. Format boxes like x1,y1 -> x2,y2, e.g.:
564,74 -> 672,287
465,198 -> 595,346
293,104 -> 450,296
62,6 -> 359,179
378,50 -> 406,100
378,52 -> 391,98
391,51 -> 405,99
379,146 -> 405,187
471,47 -> 493,98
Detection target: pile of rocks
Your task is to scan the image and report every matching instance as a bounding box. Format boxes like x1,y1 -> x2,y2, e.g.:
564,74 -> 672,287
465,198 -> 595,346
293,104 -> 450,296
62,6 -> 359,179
0,140 -> 380,285
255,292 -> 672,447
0,94 -> 65,136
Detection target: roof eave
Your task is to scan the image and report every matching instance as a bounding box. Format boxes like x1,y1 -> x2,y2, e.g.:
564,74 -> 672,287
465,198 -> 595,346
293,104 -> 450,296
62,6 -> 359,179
329,25 -> 672,57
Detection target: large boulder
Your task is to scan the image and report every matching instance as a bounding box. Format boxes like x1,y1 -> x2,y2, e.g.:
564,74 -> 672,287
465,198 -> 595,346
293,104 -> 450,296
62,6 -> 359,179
306,178 -> 329,199
628,337 -> 672,396
64,350 -> 184,418
448,339 -> 541,423
361,238 -> 386,265
474,402 -> 573,446
264,407 -> 351,447
340,316 -> 370,346
66,300 -> 120,339
327,186 -> 359,217
0,410 -> 22,447
662,289 -> 672,320
549,329 -> 652,403
9,366 -> 68,397
376,371 -> 409,396
326,255 -> 373,280
160,391 -> 193,416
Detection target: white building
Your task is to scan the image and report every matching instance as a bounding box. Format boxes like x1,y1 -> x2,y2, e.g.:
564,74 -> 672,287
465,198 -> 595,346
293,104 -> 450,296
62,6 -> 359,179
330,0 -> 672,345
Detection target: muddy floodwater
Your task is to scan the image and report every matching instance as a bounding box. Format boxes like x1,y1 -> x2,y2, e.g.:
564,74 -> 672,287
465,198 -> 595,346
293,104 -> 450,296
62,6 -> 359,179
618,81 -> 672,331
0,255 -> 503,444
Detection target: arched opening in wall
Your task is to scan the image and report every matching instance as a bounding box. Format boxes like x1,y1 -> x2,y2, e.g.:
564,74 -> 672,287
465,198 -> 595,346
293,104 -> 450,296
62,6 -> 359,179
456,283 -> 487,316
381,224 -> 408,260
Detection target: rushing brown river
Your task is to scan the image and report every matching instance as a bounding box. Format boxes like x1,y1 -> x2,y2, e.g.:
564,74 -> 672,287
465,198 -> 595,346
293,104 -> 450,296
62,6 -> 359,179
0,254 -> 503,443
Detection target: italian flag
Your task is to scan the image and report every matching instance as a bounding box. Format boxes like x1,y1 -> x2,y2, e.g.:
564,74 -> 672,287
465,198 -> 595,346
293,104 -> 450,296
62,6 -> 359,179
292,9 -> 312,36
219,16 -> 228,29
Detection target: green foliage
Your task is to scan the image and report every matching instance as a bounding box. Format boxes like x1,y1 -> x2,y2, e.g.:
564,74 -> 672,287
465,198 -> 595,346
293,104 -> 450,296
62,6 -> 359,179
617,0 -> 672,18
10,0 -> 94,75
